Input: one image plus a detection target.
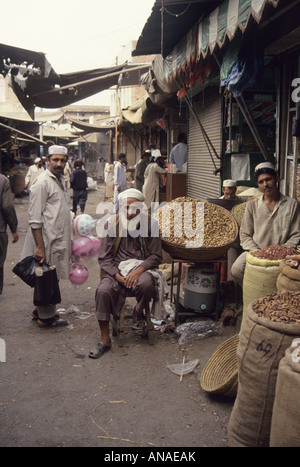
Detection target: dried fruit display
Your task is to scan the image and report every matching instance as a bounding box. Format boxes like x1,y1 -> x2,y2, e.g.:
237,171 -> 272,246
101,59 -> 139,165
154,197 -> 237,248
251,245 -> 299,260
252,291 -> 300,323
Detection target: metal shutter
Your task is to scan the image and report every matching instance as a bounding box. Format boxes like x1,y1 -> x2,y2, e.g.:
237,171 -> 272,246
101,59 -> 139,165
187,86 -> 222,199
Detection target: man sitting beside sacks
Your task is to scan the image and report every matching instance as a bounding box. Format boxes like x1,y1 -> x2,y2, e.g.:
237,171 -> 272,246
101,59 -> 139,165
231,162 -> 300,288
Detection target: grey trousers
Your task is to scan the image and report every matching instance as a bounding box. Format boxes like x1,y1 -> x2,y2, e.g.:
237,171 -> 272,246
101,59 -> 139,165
230,251 -> 248,288
95,272 -> 156,321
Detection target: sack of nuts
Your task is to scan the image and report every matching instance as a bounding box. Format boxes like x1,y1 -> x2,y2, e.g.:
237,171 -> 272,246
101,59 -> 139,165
277,255 -> 300,292
228,292 -> 300,447
242,246 -> 300,320
270,338 -> 300,447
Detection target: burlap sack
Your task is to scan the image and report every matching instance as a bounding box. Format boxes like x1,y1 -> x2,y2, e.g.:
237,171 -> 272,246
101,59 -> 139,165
243,252 -> 281,319
270,340 -> 300,447
276,261 -> 300,292
227,304 -> 300,447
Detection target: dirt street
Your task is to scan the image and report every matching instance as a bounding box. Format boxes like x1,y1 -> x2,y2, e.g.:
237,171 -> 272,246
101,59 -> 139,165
0,184 -> 240,449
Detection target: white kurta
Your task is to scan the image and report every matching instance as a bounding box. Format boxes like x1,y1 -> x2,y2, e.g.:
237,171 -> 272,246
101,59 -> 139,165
25,165 -> 44,188
21,169 -> 72,280
113,162 -> 127,212
143,163 -> 166,209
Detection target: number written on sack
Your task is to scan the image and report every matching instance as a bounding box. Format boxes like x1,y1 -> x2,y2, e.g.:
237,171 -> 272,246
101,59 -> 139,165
256,339 -> 275,363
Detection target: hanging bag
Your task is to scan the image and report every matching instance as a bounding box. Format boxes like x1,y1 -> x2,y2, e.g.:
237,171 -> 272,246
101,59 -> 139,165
33,263 -> 61,306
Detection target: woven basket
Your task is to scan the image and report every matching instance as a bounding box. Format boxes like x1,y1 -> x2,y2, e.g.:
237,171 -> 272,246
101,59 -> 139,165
157,201 -> 239,261
161,239 -> 235,261
200,333 -> 239,398
231,202 -> 247,227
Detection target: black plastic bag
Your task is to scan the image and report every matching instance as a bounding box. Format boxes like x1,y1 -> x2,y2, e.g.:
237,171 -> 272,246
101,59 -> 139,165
33,264 -> 61,307
12,256 -> 39,287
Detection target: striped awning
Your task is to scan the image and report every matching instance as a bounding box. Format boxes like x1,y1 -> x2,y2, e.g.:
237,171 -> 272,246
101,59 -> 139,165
162,0 -> 280,82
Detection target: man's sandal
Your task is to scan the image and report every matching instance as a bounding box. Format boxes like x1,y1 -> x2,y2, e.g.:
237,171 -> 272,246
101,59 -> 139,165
89,343 -> 111,359
32,309 -> 59,321
37,317 -> 68,328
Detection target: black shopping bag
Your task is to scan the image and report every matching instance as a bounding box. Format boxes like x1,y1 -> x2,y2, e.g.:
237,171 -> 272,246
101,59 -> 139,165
33,264 -> 61,307
12,256 -> 39,287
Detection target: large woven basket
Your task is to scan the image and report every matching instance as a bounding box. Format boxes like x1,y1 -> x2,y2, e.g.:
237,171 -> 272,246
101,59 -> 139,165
200,333 -> 239,398
157,201 -> 239,262
161,239 -> 235,261
231,202 -> 247,227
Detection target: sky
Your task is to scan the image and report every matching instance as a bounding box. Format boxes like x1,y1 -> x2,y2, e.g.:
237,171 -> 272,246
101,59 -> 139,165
1,0 -> 156,105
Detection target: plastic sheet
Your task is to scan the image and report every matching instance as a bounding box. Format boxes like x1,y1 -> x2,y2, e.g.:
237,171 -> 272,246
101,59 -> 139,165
175,319 -> 223,345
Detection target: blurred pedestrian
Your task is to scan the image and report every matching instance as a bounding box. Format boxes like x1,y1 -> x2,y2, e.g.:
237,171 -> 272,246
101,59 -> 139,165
70,160 -> 88,215
143,150 -> 167,209
113,153 -> 127,213
134,151 -> 150,192
24,157 -> 44,190
169,133 -> 187,171
0,174 -> 19,295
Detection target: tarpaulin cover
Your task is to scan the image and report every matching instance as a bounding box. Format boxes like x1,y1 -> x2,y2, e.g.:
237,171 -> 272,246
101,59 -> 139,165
160,0 -> 280,82
0,43 -> 150,119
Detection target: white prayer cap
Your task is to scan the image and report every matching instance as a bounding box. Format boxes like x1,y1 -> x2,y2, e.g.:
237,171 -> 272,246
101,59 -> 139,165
255,162 -> 275,173
118,188 -> 145,202
223,179 -> 236,187
152,149 -> 163,161
48,145 -> 68,156
34,157 -> 41,163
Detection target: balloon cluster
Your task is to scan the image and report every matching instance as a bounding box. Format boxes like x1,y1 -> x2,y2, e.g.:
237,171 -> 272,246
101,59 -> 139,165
69,214 -> 100,285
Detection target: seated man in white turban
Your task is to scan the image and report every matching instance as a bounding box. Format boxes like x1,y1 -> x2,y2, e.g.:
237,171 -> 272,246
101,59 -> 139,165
231,162 -> 300,287
220,179 -> 245,201
89,188 -> 163,358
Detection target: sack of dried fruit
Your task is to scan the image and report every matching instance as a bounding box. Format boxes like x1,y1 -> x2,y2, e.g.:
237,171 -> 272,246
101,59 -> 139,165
228,292 -> 300,447
243,246 -> 299,319
270,338 -> 300,447
277,255 -> 300,292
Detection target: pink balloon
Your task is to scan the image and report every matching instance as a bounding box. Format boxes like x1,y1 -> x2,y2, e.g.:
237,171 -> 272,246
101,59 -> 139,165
69,263 -> 89,285
87,236 -> 101,256
71,236 -> 94,257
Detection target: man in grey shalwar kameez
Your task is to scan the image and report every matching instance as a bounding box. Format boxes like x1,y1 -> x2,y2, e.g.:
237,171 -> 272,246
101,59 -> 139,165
90,188 -> 163,358
21,145 -> 72,327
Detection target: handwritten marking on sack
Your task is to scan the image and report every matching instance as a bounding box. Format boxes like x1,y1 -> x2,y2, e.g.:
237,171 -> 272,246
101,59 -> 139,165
256,340 -> 275,363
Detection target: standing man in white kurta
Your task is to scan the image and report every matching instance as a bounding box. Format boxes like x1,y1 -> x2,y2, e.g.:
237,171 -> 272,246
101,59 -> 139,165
143,150 -> 167,209
113,153 -> 127,213
21,145 -> 72,328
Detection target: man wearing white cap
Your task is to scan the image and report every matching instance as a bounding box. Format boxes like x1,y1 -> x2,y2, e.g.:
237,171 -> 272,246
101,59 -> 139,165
90,188 -> 163,358
231,162 -> 300,287
220,179 -> 243,200
24,157 -> 44,190
21,145 -> 72,327
142,150 -> 167,209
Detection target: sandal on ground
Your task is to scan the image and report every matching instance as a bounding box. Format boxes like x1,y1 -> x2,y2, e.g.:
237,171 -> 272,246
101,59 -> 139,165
132,314 -> 146,330
37,316 -> 68,328
89,343 -> 111,359
32,308 -> 59,321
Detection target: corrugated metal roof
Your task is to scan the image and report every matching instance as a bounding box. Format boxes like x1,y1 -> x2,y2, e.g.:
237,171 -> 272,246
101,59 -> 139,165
132,0 -> 223,57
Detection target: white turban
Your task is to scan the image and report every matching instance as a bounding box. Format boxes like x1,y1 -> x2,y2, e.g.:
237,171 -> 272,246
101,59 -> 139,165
223,179 -> 236,187
152,149 -> 162,161
255,162 -> 275,173
48,145 -> 68,156
118,188 -> 145,202
34,157 -> 41,163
